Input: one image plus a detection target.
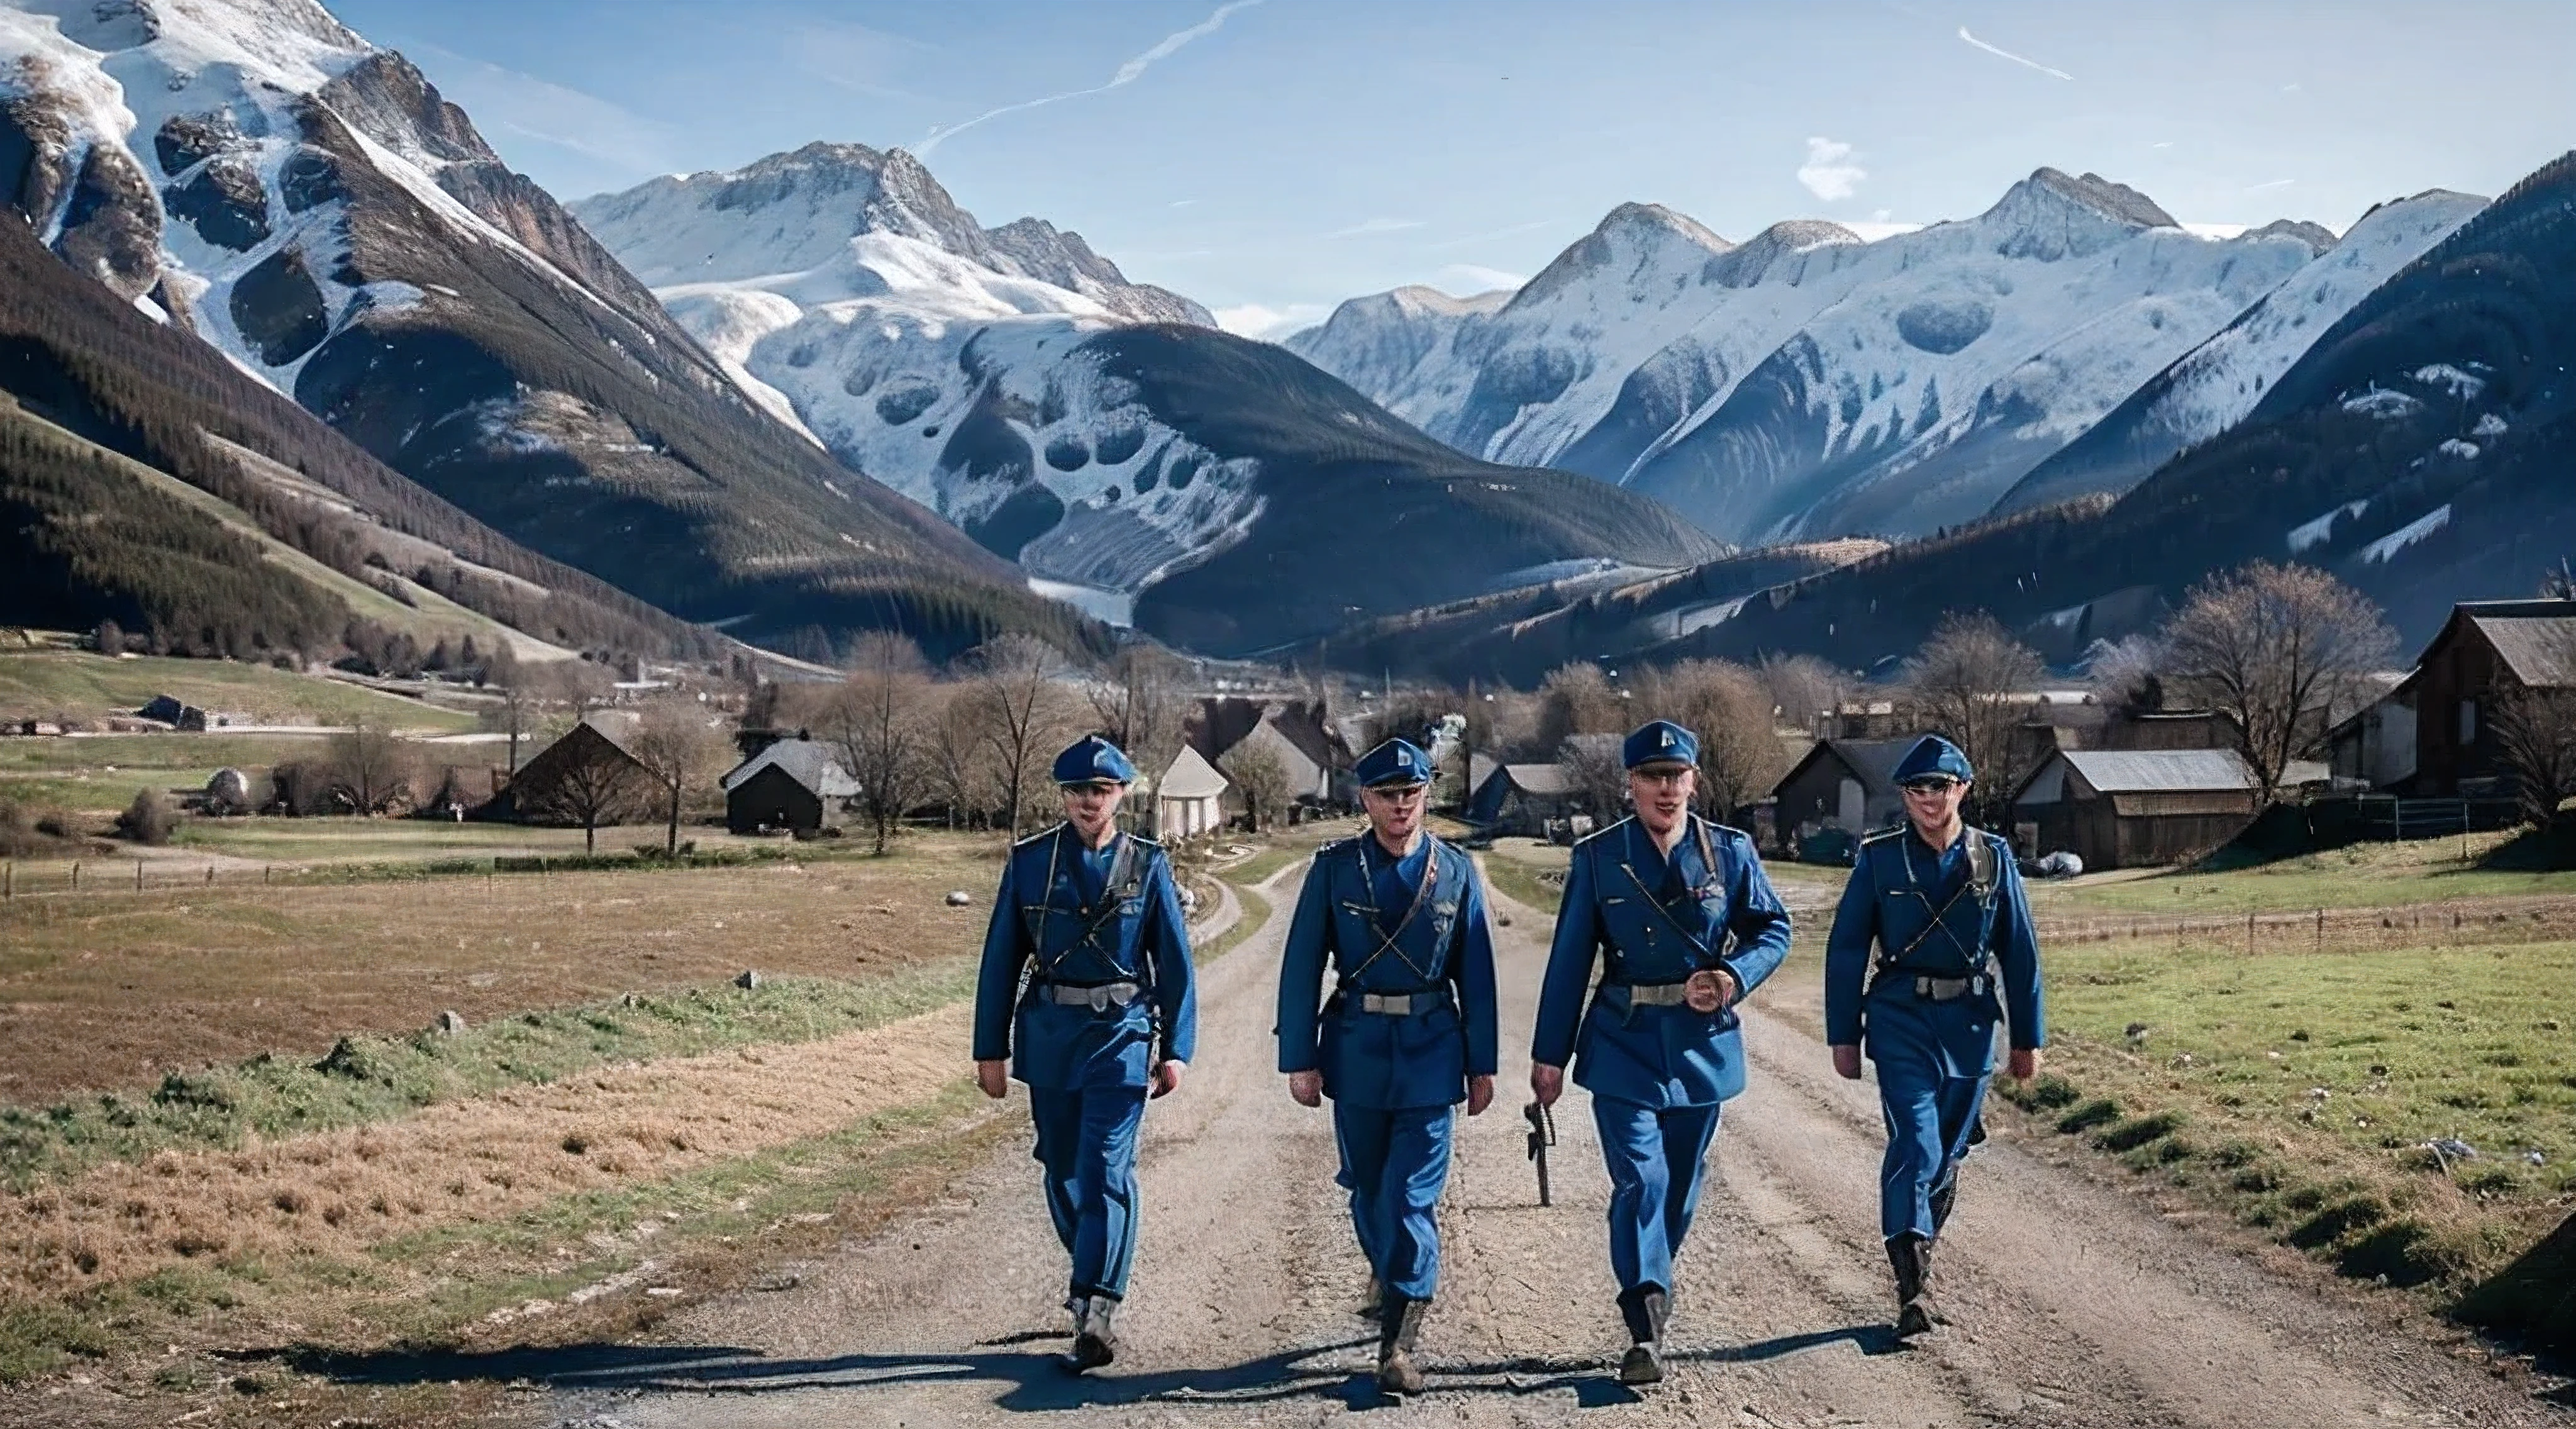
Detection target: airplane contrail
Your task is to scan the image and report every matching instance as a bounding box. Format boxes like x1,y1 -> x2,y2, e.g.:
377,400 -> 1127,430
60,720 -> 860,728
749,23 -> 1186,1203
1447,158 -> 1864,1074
1958,26 -> 2074,81
919,1 -> 1263,156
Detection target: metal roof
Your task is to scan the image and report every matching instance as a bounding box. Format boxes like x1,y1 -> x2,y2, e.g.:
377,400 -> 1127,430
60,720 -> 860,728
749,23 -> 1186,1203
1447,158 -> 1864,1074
721,738 -> 861,798
2058,748 -> 2257,793
1501,763 -> 1575,797
1156,745 -> 1230,800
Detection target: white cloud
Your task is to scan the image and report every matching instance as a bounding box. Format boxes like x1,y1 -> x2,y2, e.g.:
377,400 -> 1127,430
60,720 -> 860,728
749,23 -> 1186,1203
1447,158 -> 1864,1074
919,0 -> 1262,155
1957,26 -> 2074,81
1214,302 -> 1331,340
785,19 -> 931,100
1797,137 -> 1866,202
2181,221 -> 2248,240
2245,177 -> 2297,193
1328,216 -> 1428,239
1438,263 -> 1526,292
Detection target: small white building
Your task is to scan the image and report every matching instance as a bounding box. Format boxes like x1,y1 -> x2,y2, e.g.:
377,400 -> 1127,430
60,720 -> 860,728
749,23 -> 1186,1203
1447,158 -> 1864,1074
1155,745 -> 1230,840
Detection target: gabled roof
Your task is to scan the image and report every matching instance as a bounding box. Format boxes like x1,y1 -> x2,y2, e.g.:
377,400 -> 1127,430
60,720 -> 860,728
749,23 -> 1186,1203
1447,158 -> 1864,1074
1499,764 -> 1574,797
2058,748 -> 2257,793
1771,736 -> 1921,801
1157,745 -> 1229,800
721,738 -> 860,798
2458,601 -> 2576,688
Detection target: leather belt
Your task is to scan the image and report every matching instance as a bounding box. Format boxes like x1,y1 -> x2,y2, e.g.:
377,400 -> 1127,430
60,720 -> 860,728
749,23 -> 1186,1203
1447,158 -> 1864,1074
1613,980 -> 1694,1008
1902,973 -> 1988,1003
1038,981 -> 1141,1011
1357,989 -> 1451,1016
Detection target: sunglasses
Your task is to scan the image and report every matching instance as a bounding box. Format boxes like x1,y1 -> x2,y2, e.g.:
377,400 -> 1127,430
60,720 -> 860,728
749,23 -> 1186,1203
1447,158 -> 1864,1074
1899,777 -> 1962,794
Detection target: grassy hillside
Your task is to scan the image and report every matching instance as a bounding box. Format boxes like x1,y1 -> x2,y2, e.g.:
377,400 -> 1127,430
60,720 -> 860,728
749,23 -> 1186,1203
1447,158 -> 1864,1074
0,650 -> 479,731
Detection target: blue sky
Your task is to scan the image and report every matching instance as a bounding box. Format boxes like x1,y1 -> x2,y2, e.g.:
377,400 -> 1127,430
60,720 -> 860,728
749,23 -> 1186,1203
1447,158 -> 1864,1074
331,1 -> 2576,337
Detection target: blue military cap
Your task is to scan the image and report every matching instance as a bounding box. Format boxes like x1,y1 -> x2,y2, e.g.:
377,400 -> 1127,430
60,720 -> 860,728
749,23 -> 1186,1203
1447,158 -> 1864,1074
1894,734 -> 1974,785
1053,735 -> 1136,786
1623,719 -> 1699,770
1354,738 -> 1433,789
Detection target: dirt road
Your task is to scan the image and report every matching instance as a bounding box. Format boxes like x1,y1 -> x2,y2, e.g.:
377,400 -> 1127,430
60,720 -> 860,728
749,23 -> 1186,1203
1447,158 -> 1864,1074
551,868 -> 2571,1428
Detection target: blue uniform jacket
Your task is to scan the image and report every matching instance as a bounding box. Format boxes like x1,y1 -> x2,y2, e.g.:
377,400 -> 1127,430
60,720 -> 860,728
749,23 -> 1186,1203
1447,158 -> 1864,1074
1823,825 -> 2045,1077
972,825 -> 1197,1090
1531,816 -> 1794,1108
1275,833 -> 1501,1111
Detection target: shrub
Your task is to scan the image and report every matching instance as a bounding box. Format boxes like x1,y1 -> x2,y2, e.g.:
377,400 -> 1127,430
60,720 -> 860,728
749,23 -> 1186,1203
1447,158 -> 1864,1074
116,789 -> 174,846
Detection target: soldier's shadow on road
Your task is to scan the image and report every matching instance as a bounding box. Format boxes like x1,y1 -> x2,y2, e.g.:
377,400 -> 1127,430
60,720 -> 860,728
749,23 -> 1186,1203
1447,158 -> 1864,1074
282,1321 -> 1901,1412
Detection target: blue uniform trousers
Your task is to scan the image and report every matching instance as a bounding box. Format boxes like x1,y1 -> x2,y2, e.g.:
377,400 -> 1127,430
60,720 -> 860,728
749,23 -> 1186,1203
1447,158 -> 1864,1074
1029,1084 -> 1148,1299
1866,998 -> 1992,1243
1333,1103 -> 1453,1301
1592,1095 -> 1723,1295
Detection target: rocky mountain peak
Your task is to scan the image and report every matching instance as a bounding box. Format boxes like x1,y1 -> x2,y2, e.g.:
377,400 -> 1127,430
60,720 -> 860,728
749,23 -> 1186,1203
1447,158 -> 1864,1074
1977,167 -> 2176,261
1513,201 -> 1731,309
2244,217 -> 2339,255
1705,218 -> 1862,288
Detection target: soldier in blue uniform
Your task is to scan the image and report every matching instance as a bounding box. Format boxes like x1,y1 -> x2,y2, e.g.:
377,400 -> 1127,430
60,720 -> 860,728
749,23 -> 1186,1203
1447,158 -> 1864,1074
973,735 -> 1197,1372
1531,720 -> 1794,1386
1823,734 -> 2044,1339
1277,738 -> 1499,1399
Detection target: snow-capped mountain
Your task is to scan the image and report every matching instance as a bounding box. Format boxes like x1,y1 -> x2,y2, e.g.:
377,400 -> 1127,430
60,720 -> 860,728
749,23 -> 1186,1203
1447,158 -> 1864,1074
0,0 -> 1087,659
1991,189 -> 2487,517
572,145 -> 1725,655
1293,170 -> 2344,546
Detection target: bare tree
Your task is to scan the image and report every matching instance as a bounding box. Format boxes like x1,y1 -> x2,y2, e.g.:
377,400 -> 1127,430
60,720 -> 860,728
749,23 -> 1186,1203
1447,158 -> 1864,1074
1758,652 -> 1848,736
518,728 -> 649,854
2158,562 -> 2397,803
630,697 -> 731,855
2082,633 -> 2165,714
1558,732 -> 1629,825
1902,611 -> 2046,825
1641,659 -> 1796,821
923,686 -> 998,829
829,634 -> 935,854
1088,645 -> 1189,782
1536,662 -> 1624,751
1221,737 -> 1293,833
962,634 -> 1072,835
325,721 -> 420,816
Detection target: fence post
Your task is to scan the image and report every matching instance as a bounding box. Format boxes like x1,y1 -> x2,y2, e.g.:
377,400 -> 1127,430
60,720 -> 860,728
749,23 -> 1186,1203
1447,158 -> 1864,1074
135,860 -> 143,891
2316,908 -> 2324,952
3,862 -> 9,899
2246,910 -> 2255,957
264,865 -> 271,886
71,861 -> 79,892
205,864 -> 213,885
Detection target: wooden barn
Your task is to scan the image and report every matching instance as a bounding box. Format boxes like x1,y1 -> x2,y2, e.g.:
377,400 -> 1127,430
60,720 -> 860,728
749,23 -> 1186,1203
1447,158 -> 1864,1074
1768,737 -> 1919,853
1466,762 -> 1578,837
2009,749 -> 2279,870
2403,599 -> 2576,798
721,737 -> 860,835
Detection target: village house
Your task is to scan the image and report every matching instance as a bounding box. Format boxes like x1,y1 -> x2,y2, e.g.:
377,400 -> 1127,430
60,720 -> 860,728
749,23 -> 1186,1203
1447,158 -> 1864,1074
1186,696 -> 1355,816
2401,599 -> 2576,798
1153,745 -> 1229,841
1466,762 -> 1579,837
1769,737 -> 1921,854
721,737 -> 860,835
2009,748 -> 2327,870
488,718 -> 652,826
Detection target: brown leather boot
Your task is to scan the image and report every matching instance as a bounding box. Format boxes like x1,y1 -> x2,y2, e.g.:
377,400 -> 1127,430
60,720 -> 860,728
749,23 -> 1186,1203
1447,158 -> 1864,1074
1376,1296 -> 1428,1398
1616,1286 -> 1668,1384
1889,1235 -> 1936,1338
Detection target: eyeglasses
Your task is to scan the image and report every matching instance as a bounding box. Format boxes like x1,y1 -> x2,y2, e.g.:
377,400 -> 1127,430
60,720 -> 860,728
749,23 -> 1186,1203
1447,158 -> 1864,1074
1899,777 -> 1962,795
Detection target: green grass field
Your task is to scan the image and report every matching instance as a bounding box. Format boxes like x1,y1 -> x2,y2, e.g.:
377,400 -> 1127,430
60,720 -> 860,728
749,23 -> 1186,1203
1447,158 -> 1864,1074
2031,832 -> 2576,915
0,650 -> 479,731
2005,926 -> 2575,1296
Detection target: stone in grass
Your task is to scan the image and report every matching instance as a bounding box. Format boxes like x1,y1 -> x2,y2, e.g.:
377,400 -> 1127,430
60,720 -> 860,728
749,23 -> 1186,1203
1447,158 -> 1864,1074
945,890 -> 973,907
436,1009 -> 467,1035
2124,1021 -> 2149,1044
736,970 -> 762,991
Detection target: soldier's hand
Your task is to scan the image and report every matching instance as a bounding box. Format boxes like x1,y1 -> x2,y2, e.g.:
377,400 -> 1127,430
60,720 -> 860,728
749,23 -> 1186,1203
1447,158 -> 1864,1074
1831,1044 -> 1863,1081
975,1059 -> 1009,1099
1287,1069 -> 1323,1107
2007,1047 -> 2040,1082
1466,1074 -> 1495,1116
1530,1062 -> 1563,1108
1152,1060 -> 1187,1098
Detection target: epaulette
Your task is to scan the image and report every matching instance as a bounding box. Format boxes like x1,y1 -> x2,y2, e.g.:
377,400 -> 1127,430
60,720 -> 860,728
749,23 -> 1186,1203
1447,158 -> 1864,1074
1013,822 -> 1068,848
1128,832 -> 1163,849
1858,825 -> 1907,845
1696,814 -> 1754,843
1571,815 -> 1634,849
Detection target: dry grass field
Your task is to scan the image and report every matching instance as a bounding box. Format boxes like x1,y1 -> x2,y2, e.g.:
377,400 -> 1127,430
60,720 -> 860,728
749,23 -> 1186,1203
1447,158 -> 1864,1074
0,650 -> 481,732
0,834 -> 1011,1103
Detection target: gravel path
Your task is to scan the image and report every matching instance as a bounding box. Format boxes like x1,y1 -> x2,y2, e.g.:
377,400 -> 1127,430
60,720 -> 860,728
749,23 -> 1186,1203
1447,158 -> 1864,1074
552,867 -> 2571,1428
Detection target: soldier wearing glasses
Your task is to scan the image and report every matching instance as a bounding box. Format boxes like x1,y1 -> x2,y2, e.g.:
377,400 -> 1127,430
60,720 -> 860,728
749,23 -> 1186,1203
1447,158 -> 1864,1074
973,735 -> 1197,1372
1530,720 -> 1794,1386
1277,738 -> 1499,1399
1823,734 -> 2045,1339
